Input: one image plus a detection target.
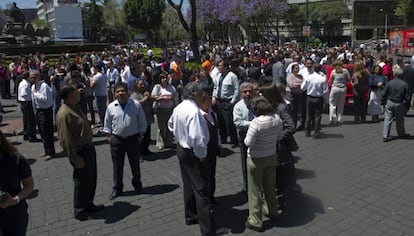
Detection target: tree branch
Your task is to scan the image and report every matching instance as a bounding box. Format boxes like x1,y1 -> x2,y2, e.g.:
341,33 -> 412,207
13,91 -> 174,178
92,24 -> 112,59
166,0 -> 190,32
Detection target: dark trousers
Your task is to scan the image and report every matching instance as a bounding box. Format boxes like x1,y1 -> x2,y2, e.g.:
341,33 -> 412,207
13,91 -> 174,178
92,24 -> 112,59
53,94 -> 62,126
110,134 -> 142,191
305,96 -> 323,134
96,95 -> 107,125
85,95 -> 95,125
177,145 -> 215,236
238,130 -> 248,191
206,154 -> 217,200
140,125 -> 151,153
0,203 -> 28,236
36,107 -> 56,156
20,101 -> 37,140
73,144 -> 97,212
0,79 -> 10,99
354,90 -> 367,122
214,100 -> 238,144
286,92 -> 306,128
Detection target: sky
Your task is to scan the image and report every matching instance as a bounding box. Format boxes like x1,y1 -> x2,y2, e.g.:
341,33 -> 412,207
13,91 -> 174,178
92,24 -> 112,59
1,0 -> 37,9
0,0 -> 90,9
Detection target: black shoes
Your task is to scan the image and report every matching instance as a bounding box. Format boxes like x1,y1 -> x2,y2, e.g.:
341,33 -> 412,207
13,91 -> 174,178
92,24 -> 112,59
215,227 -> 229,235
74,204 -> 104,221
185,218 -> 198,225
87,204 -> 104,212
109,190 -> 122,200
383,137 -> 392,142
74,211 -> 94,221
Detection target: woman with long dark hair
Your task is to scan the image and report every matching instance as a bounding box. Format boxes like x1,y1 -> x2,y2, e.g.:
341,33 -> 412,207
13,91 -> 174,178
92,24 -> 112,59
0,129 -> 34,236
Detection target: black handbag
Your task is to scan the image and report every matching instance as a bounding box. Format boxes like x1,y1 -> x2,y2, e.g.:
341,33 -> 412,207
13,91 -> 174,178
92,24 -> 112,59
286,135 -> 299,152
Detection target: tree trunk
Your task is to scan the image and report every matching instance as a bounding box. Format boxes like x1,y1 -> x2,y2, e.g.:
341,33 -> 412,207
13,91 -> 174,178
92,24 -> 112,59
238,24 -> 248,45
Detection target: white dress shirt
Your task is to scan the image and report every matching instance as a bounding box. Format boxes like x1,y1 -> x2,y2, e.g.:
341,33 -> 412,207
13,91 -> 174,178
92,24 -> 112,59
106,67 -> 120,86
18,79 -> 32,102
301,72 -> 329,101
31,80 -> 53,110
120,65 -> 131,83
213,71 -> 240,104
168,99 -> 209,158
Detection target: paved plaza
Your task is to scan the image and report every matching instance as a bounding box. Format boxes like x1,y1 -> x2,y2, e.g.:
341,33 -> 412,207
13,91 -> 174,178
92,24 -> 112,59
2,97 -> 414,236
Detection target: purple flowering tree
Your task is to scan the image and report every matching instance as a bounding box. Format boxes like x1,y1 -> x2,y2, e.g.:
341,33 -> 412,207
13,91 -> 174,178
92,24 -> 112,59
196,0 -> 289,44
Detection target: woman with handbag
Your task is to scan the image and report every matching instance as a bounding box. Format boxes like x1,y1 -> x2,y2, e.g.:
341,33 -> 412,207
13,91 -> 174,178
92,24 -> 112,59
151,73 -> 177,150
244,96 -> 284,232
259,81 -> 297,206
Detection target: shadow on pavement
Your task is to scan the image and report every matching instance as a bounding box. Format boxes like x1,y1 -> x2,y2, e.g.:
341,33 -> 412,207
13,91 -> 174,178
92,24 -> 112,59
143,184 -> 179,195
295,168 -> 316,179
271,184 -> 324,228
213,193 -> 248,234
143,149 -> 176,161
218,147 -> 235,158
121,184 -> 179,197
26,158 -> 37,165
314,133 -> 344,139
93,201 -> 140,224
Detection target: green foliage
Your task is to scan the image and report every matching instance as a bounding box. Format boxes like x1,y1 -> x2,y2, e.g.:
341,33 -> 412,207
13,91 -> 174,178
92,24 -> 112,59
157,5 -> 188,41
283,1 -> 350,38
124,0 -> 166,31
101,0 -> 130,43
183,62 -> 201,71
83,0 -> 105,42
394,0 -> 414,25
31,19 -> 47,27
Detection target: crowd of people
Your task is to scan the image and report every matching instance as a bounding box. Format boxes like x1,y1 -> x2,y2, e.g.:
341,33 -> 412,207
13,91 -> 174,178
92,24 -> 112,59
0,42 -> 414,235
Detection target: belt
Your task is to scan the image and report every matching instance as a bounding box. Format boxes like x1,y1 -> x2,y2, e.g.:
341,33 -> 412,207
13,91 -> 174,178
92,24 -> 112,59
307,95 -> 322,99
389,99 -> 403,103
36,107 -> 52,111
216,97 -> 231,102
113,133 -> 138,140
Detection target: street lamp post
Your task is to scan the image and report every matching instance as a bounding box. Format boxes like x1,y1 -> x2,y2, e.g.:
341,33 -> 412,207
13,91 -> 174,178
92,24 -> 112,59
305,0 -> 309,50
379,8 -> 388,41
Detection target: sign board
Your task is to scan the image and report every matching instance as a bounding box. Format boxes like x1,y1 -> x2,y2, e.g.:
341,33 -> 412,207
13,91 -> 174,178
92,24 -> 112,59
303,26 -> 310,37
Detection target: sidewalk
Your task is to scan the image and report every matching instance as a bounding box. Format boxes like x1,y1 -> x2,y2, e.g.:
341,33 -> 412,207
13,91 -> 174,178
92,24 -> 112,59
3,96 -> 414,235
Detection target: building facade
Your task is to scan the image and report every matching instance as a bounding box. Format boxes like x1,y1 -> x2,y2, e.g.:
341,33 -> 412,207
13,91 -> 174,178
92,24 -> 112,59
36,0 -> 82,41
352,0 -> 404,44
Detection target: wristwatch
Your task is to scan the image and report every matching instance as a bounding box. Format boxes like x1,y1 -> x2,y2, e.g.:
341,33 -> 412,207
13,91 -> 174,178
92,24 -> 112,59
13,195 -> 20,204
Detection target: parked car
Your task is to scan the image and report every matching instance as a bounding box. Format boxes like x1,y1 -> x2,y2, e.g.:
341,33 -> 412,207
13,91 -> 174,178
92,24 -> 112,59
323,63 -> 369,106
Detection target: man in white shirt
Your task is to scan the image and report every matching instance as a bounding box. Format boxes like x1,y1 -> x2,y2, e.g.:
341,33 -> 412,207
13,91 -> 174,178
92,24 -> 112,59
301,63 -> 329,138
90,63 -> 108,127
119,59 -> 131,83
106,60 -> 119,103
30,70 -> 55,160
168,82 -> 228,236
18,70 -> 37,142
